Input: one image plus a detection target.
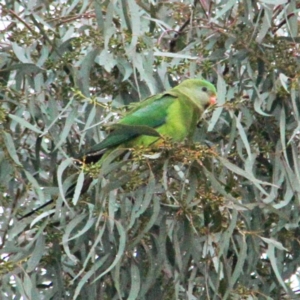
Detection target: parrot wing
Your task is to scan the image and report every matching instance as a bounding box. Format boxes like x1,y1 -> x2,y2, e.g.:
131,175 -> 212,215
82,92 -> 177,156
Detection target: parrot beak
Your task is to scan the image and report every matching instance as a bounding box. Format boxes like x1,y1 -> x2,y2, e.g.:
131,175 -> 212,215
209,96 -> 217,105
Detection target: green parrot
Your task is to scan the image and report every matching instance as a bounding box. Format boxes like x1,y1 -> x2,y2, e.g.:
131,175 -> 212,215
19,78 -> 216,220
83,78 -> 217,164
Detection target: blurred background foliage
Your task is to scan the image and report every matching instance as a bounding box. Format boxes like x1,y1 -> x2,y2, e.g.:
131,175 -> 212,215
0,0 -> 300,299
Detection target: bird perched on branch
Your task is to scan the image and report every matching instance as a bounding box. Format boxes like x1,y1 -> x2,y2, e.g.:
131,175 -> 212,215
82,78 -> 217,164
20,78 -> 217,220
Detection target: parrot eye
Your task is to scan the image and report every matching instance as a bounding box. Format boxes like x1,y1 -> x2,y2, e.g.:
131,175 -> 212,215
202,87 -> 208,92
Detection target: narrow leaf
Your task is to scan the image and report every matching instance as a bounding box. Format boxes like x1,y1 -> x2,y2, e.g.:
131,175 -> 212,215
9,114 -> 43,134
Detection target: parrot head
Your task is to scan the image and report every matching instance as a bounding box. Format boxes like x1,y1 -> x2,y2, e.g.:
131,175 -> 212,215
174,78 -> 217,109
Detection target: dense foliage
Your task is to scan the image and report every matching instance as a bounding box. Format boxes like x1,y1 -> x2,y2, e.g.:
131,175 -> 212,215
1,0 -> 300,299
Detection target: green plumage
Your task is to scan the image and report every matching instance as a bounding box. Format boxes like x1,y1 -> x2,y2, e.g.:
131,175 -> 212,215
18,79 -> 217,219
83,78 -> 217,163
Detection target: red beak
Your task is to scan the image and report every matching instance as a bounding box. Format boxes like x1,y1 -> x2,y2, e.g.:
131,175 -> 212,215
210,96 -> 217,105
